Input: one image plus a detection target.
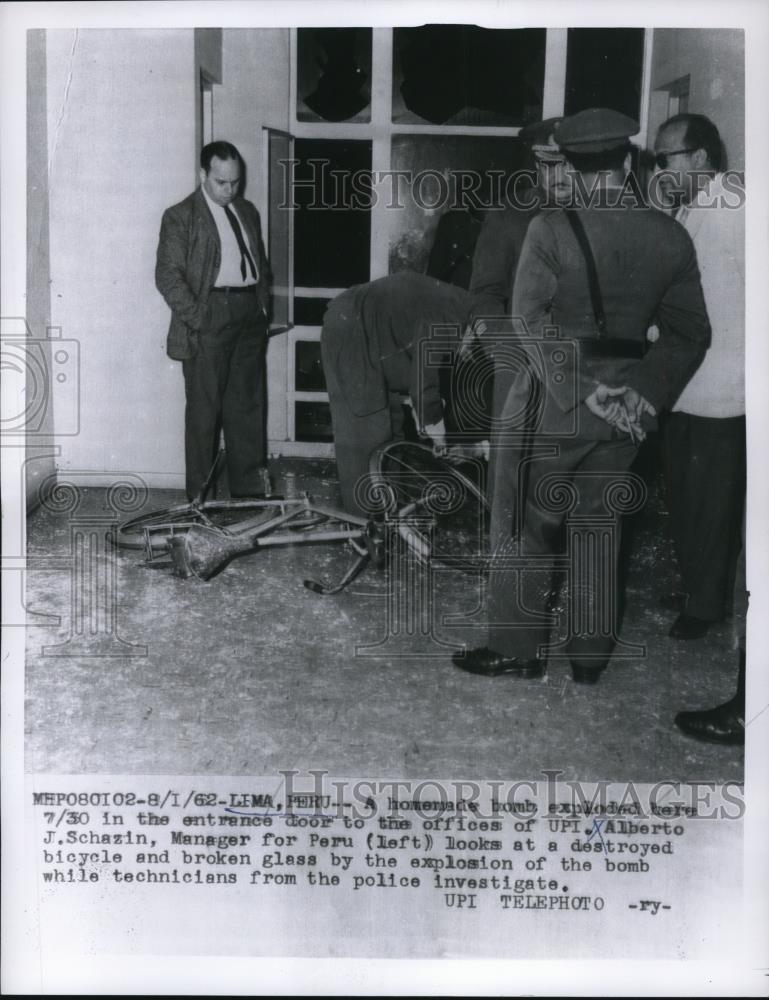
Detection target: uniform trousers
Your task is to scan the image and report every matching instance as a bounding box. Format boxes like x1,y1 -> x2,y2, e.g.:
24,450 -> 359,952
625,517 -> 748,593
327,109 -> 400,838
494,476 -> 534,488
487,400 -> 639,663
663,411 -> 746,621
182,288 -> 268,500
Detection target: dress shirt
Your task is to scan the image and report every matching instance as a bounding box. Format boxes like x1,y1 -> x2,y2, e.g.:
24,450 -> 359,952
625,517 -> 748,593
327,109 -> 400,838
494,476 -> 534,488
201,186 -> 258,287
672,173 -> 745,417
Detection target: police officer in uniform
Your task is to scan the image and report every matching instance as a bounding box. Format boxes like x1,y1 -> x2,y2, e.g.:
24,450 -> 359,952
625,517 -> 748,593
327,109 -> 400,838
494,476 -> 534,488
452,108 -> 711,685
468,116 -> 568,318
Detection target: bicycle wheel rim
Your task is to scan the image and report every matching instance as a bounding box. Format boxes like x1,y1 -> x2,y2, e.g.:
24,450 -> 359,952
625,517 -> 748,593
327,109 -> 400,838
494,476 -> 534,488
368,440 -> 489,571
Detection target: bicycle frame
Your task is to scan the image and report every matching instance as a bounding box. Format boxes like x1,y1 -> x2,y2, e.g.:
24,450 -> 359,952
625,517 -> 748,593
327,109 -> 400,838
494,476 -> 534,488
117,442 -> 489,594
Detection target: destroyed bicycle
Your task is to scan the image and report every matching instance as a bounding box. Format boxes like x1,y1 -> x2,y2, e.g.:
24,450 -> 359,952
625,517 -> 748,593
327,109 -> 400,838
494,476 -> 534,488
112,441 -> 490,594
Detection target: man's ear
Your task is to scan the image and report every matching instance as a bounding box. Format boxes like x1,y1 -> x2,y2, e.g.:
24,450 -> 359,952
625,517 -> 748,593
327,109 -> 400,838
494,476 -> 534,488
692,147 -> 709,169
623,151 -> 632,175
199,167 -> 207,186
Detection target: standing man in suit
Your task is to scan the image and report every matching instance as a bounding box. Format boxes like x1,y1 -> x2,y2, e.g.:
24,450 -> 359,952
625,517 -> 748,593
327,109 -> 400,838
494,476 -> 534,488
452,109 -> 711,685
653,114 -> 746,641
156,141 -> 271,501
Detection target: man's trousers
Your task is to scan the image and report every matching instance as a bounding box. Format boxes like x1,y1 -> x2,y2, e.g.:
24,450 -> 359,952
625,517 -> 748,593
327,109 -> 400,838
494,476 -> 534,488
487,426 -> 639,664
322,357 -> 404,517
182,289 -> 268,500
663,411 -> 746,621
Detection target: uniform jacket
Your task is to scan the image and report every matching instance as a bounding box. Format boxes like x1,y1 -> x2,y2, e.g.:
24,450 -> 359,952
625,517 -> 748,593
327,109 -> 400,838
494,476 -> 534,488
468,195 -> 540,317
155,188 -> 271,360
511,202 -> 711,435
321,272 -> 477,429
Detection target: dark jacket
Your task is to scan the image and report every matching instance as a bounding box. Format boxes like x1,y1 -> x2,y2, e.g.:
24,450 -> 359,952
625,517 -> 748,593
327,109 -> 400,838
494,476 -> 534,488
321,272 -> 477,429
155,188 -> 271,360
468,197 -> 540,318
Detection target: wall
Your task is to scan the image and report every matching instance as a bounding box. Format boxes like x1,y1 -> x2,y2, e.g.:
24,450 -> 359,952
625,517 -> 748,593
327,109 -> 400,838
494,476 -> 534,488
40,28 -> 293,483
649,29 -> 744,169
45,28 -> 195,485
215,28 -> 292,451
25,29 -> 57,508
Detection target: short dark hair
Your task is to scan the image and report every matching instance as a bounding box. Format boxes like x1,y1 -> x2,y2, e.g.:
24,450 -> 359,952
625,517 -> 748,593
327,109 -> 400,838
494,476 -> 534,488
659,113 -> 722,170
563,142 -> 631,175
200,141 -> 241,172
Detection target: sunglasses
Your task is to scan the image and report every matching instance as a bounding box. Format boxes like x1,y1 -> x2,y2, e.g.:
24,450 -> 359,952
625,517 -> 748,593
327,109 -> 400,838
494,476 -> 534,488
654,148 -> 698,169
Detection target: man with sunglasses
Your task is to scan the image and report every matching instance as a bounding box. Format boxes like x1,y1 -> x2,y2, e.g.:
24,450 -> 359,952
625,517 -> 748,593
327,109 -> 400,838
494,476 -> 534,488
653,114 -> 746,643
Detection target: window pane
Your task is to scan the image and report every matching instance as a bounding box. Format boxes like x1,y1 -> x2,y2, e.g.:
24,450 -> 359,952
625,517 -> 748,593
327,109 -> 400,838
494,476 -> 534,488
392,26 -> 546,125
294,297 -> 332,327
295,401 -> 333,442
297,28 -> 372,123
388,134 -> 527,278
293,139 -> 372,289
565,28 -> 645,121
295,340 -> 327,392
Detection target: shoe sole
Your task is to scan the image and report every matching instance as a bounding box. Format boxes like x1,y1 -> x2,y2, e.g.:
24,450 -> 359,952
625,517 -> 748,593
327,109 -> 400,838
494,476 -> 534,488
674,725 -> 744,746
452,661 -> 544,679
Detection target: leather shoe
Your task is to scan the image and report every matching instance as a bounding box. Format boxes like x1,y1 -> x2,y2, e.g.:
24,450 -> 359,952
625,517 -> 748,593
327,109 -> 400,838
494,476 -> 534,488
668,613 -> 715,640
674,698 -> 745,745
570,659 -> 608,685
451,647 -> 544,678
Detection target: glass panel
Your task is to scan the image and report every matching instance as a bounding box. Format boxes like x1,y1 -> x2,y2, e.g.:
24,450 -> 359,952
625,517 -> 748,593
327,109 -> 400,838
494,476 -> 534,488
565,28 -> 645,121
297,28 -> 372,123
388,134 -> 527,280
295,340 -> 327,392
295,401 -> 334,442
392,26 -> 546,126
293,138 -> 372,289
294,297 -> 332,327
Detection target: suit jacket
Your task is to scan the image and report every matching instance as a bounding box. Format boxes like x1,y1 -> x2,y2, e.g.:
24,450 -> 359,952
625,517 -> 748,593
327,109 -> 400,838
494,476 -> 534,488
510,201 -> 711,437
155,188 -> 271,360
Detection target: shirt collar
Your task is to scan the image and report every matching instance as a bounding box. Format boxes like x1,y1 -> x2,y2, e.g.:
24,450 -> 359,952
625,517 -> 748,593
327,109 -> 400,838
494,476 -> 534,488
677,172 -> 722,214
201,184 -> 227,215
693,172 -> 724,208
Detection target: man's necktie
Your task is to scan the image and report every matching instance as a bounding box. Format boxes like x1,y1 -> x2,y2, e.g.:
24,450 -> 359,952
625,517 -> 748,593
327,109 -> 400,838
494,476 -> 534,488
224,205 -> 258,282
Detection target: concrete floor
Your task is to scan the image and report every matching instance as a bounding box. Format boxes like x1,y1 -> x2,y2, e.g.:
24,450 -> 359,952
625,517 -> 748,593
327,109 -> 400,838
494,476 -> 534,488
25,452 -> 745,782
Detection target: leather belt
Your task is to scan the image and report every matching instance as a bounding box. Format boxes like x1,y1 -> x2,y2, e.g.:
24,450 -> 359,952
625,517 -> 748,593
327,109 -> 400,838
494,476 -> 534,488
211,285 -> 257,294
578,338 -> 647,360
